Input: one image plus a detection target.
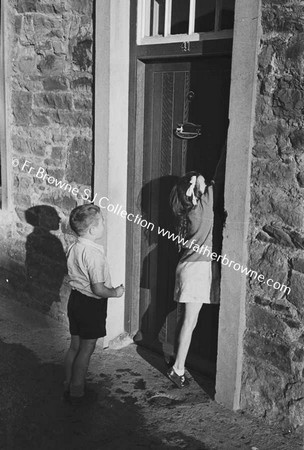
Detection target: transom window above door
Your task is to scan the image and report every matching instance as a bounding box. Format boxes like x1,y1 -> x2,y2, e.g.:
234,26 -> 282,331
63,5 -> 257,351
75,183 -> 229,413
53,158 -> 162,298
137,0 -> 235,45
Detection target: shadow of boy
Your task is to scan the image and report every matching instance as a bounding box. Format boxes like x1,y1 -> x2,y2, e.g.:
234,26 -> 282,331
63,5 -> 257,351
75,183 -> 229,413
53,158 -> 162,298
25,205 -> 67,311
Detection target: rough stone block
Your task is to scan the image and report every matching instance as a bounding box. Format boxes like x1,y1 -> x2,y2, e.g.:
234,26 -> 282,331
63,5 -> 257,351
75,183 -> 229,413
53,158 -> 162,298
67,0 -> 93,15
244,331 -> 291,373
256,230 -> 272,243
33,144 -> 47,157
33,93 -> 72,110
274,88 -> 304,118
61,220 -> 73,236
15,207 -> 26,223
32,15 -> 63,38
14,194 -> 32,210
12,91 -> 32,126
31,111 -> 50,127
291,257 -> 304,273
70,77 -> 92,90
255,244 -> 288,298
15,0 -> 37,13
286,32 -> 304,61
34,41 -> 53,55
72,39 -> 92,71
18,56 -> 39,76
299,334 -> 304,345
43,77 -> 68,91
36,4 -> 57,14
51,146 -> 64,160
262,224 -> 294,248
289,231 -> 304,249
289,399 -> 304,428
258,44 -> 274,70
18,176 -> 33,191
250,188 -> 273,219
247,305 -> 286,337
288,270 -> 304,310
255,96 -> 274,121
37,54 -> 66,76
271,303 -> 290,313
254,296 -> 271,307
45,168 -> 65,181
15,16 -> 22,35
241,359 -> 288,423
292,348 -> 304,363
297,172 -> 304,187
66,137 -> 92,185
282,318 -> 301,329
270,190 -> 304,229
61,195 -> 78,212
290,129 -> 304,150
252,144 -> 277,159
252,159 -> 296,189
7,239 -> 26,263
12,135 -> 26,154
262,5 -> 304,33
53,111 -> 93,128
74,97 -> 92,111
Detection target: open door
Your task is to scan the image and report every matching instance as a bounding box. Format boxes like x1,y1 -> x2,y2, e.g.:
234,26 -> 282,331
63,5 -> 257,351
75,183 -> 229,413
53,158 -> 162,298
135,55 -> 231,376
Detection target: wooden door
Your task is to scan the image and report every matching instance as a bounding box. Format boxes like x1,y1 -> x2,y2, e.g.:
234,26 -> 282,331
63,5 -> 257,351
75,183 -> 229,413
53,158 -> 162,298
135,56 -> 231,376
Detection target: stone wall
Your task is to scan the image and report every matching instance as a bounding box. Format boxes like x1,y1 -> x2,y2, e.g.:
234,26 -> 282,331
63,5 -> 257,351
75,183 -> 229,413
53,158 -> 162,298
241,0 -> 304,428
2,0 -> 94,319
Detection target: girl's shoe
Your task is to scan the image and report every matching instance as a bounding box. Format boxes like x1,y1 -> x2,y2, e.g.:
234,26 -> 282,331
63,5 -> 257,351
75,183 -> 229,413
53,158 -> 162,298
167,367 -> 189,388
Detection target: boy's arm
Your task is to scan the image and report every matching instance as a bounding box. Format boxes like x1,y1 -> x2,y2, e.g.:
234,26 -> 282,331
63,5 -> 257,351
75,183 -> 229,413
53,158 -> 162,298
86,249 -> 125,298
91,282 -> 122,298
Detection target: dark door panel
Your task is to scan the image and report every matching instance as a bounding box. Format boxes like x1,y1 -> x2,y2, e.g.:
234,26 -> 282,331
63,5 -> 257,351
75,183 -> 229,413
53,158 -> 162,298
136,56 -> 231,376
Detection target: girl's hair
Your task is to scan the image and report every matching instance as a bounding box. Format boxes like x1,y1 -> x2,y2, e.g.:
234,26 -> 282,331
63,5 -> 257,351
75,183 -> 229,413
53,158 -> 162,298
169,171 -> 203,241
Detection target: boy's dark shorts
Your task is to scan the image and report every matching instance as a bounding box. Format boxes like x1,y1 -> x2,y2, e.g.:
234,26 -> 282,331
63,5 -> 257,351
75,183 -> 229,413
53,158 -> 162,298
67,289 -> 108,339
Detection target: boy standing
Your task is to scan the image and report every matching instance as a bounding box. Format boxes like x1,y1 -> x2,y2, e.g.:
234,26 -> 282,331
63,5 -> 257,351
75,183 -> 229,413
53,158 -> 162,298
64,204 -> 124,403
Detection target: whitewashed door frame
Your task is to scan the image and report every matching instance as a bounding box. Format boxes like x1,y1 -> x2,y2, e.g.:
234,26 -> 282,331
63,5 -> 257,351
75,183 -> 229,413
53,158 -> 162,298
94,0 -> 262,409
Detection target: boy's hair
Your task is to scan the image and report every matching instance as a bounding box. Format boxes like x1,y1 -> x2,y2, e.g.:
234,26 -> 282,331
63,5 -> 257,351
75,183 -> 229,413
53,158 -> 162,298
69,204 -> 101,236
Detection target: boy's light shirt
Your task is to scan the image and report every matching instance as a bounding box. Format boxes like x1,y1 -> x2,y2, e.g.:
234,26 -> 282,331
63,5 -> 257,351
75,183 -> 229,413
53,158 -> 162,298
67,237 -> 112,299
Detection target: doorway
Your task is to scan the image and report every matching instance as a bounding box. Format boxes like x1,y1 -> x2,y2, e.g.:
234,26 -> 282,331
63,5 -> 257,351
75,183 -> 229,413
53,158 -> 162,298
133,55 -> 231,377
95,0 -> 261,410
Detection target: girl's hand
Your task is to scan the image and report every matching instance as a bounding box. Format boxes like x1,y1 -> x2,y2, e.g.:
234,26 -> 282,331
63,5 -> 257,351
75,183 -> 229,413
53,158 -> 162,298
197,175 -> 207,194
115,284 -> 125,297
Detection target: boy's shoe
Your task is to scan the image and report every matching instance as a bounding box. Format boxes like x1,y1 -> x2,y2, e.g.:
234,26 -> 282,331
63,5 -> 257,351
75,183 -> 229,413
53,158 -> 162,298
167,367 -> 189,389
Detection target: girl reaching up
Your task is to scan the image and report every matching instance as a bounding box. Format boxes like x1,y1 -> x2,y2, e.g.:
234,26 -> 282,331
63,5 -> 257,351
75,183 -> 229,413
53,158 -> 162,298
167,148 -> 226,388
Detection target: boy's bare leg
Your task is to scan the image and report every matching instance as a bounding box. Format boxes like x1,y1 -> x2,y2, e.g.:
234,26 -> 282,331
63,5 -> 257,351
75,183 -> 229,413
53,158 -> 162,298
174,303 -> 203,373
64,335 -> 80,391
70,338 -> 97,397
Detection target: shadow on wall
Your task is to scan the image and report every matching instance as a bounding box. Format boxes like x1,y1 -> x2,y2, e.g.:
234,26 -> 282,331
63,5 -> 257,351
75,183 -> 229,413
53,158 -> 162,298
25,205 -> 68,313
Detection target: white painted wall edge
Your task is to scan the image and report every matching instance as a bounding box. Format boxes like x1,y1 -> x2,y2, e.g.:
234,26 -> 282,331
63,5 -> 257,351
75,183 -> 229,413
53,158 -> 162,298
94,0 -> 130,346
215,0 -> 262,409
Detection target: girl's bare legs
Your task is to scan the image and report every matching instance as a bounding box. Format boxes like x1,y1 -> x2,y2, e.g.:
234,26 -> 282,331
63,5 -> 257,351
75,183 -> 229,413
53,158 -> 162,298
174,303 -> 203,373
64,335 -> 80,391
69,338 -> 97,397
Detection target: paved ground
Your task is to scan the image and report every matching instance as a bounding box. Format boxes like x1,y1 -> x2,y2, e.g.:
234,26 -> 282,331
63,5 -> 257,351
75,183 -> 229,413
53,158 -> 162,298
0,291 -> 303,450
